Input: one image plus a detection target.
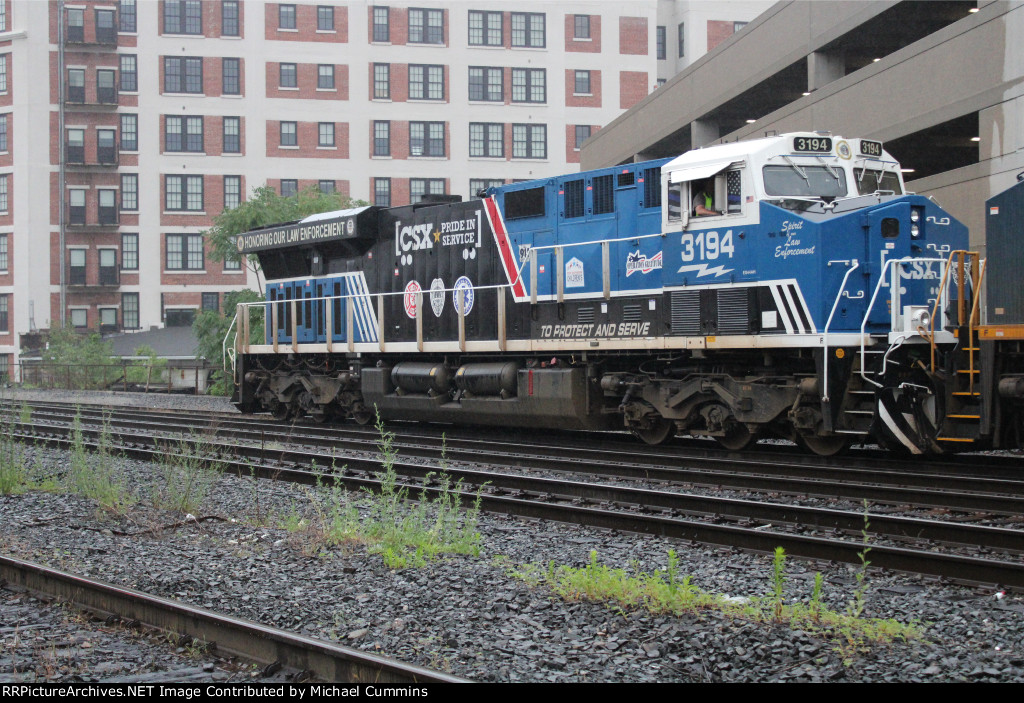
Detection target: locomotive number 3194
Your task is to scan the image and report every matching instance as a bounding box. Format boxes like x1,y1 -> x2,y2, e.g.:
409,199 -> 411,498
680,229 -> 736,262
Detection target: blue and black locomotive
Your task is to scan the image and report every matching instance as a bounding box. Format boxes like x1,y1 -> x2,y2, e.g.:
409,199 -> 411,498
231,132 -> 1024,455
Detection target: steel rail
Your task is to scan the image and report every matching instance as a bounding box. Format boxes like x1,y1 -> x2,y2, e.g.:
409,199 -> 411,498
10,414 -> 1024,589
0,555 -> 469,683
16,404 -> 1024,516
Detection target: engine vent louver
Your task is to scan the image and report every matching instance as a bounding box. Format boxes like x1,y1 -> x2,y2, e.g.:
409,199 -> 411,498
717,288 -> 750,334
577,306 -> 595,324
623,304 -> 643,322
671,291 -> 701,335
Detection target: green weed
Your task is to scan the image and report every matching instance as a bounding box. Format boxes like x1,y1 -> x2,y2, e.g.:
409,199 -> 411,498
65,410 -> 133,513
151,431 -> 225,515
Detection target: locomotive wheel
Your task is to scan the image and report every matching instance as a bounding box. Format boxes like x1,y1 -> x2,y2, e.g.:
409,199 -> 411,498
351,407 -> 374,426
270,401 -> 290,421
715,422 -> 755,451
799,434 -> 848,457
632,417 -> 675,445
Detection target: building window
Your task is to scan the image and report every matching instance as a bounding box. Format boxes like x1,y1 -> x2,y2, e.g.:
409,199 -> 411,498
470,179 -> 504,197
164,57 -> 203,94
98,189 -> 118,224
68,8 -> 85,42
122,293 -> 139,329
318,122 -> 335,147
280,121 -> 297,147
318,65 -> 335,90
121,173 -> 138,210
120,55 -> 137,92
98,129 -> 116,163
224,253 -> 242,271
280,179 -> 298,197
318,6 -> 334,31
0,2 -> 6,33
468,10 -> 501,46
657,26 -> 666,60
121,114 -> 137,151
511,68 -> 545,103
410,178 -> 445,204
278,4 -> 296,30
69,250 -> 86,285
574,125 -> 591,150
574,70 -> 591,94
223,117 -> 241,153
222,0 -> 240,36
734,21 -> 748,33
574,15 -> 590,39
512,124 -> 546,159
120,0 -> 137,32
373,63 -> 390,99
468,67 -> 502,102
99,249 -> 118,286
0,175 -> 8,213
69,308 -> 88,328
373,178 -> 390,207
0,296 -> 7,332
0,115 -> 8,153
511,12 -> 545,48
410,122 -> 445,157
97,70 -> 117,103
279,63 -> 297,89
165,0 -> 202,34
99,307 -> 118,329
409,65 -> 444,100
66,129 -> 85,163
224,175 -> 241,210
69,189 -> 86,224
166,234 -> 204,270
409,8 -> 443,44
0,234 -> 7,270
373,121 -> 390,156
96,9 -> 116,43
222,58 -> 241,95
166,116 -> 204,153
469,123 -> 503,158
678,22 -> 684,57
122,233 -> 138,270
372,6 -> 389,42
165,175 -> 204,212
202,292 -> 220,312
318,180 -> 335,194
0,56 -> 7,93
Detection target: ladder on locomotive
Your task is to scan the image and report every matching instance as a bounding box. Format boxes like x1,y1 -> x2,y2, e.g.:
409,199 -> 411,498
928,251 -> 987,445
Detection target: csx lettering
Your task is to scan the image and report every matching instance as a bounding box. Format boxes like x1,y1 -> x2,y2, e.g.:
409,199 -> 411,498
395,222 -> 435,254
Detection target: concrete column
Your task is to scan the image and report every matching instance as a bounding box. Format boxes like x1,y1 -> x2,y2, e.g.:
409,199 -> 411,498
690,119 -> 719,147
808,50 -> 845,92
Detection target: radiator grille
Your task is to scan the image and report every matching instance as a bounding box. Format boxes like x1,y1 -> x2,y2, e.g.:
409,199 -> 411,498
671,291 -> 700,335
577,306 -> 595,324
623,304 -> 643,322
717,288 -> 750,334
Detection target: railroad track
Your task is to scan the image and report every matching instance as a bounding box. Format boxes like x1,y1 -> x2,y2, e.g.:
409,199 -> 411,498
0,554 -> 469,683
6,399 -> 1024,589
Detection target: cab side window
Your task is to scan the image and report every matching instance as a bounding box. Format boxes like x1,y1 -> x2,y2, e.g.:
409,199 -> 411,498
726,169 -> 742,214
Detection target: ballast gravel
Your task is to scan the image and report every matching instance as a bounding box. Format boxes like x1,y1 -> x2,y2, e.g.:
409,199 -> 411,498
2,389 -> 1024,683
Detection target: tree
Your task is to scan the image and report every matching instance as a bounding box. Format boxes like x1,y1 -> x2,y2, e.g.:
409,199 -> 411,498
193,289 -> 265,396
204,184 -> 368,266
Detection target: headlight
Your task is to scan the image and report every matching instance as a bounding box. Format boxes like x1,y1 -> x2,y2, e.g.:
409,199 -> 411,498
910,208 -> 921,223
910,224 -> 920,237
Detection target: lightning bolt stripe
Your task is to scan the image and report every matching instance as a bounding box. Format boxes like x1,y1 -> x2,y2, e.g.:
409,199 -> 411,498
676,263 -> 734,277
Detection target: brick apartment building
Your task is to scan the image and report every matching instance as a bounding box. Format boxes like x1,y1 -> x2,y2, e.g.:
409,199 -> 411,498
0,0 -> 767,376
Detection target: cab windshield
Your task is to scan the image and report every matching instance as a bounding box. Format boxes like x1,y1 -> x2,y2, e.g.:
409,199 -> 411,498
855,168 -> 903,195
762,164 -> 848,198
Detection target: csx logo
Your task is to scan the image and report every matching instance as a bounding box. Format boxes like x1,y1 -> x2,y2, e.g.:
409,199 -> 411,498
395,221 -> 435,254
899,261 -> 940,280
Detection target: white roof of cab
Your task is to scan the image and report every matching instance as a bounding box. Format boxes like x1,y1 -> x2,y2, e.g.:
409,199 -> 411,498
300,206 -> 371,223
662,135 -> 785,174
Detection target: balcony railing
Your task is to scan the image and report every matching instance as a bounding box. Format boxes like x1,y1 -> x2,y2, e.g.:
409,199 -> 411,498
66,204 -> 119,227
65,144 -> 119,167
98,266 -> 119,286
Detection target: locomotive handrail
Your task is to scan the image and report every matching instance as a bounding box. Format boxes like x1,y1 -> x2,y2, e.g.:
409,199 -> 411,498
821,259 -> 860,402
927,251 -> 980,373
222,312 -> 238,375
860,256 -> 948,389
